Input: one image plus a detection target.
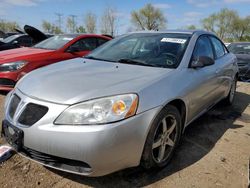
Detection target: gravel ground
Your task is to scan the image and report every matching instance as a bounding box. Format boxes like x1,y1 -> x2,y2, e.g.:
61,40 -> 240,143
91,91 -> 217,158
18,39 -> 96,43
0,82 -> 250,188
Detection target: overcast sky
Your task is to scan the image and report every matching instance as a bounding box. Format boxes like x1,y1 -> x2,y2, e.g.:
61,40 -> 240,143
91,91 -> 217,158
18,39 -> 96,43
0,0 -> 250,34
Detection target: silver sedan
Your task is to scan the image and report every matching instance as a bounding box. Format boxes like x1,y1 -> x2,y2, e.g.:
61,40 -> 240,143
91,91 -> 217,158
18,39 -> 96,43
2,30 -> 238,177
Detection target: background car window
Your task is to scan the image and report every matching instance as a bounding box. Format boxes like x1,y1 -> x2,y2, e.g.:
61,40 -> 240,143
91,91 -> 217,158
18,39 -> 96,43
97,38 -> 109,47
71,38 -> 97,51
16,36 -> 32,46
2,35 -> 19,43
34,35 -> 74,50
193,36 -> 214,59
228,43 -> 250,54
210,37 -> 225,58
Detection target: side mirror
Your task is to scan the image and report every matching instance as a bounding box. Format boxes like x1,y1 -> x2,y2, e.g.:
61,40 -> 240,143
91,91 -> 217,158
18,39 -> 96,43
190,56 -> 215,68
67,46 -> 80,53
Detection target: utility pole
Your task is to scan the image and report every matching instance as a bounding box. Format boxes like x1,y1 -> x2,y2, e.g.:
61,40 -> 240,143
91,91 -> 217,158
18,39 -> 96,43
55,13 -> 63,31
69,14 -> 77,33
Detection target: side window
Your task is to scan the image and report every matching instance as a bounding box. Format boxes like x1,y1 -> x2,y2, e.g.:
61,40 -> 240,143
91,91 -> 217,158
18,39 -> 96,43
193,36 -> 214,59
97,38 -> 109,47
71,38 -> 97,51
210,37 -> 225,58
16,36 -> 32,46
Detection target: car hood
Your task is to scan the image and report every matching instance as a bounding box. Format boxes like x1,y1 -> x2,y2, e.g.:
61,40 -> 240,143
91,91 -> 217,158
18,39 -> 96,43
24,25 -> 48,43
15,28 -> 24,34
17,58 -> 172,105
0,47 -> 54,63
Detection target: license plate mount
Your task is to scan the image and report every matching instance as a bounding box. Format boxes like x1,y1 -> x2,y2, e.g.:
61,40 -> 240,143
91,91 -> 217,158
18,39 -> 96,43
2,120 -> 23,151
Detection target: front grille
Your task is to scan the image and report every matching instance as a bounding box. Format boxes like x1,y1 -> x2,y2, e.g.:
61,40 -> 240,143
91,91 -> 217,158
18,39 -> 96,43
0,78 -> 15,87
21,147 -> 92,174
18,103 -> 48,126
237,61 -> 249,67
8,94 -> 21,119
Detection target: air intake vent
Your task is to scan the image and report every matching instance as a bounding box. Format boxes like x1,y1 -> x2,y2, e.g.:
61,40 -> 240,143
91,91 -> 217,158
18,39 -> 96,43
0,78 -> 16,87
8,94 -> 21,119
18,103 -> 48,126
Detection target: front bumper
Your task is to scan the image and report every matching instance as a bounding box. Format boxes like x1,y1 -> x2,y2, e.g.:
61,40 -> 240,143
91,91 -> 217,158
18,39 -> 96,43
3,89 -> 161,176
0,71 -> 20,91
238,64 -> 250,79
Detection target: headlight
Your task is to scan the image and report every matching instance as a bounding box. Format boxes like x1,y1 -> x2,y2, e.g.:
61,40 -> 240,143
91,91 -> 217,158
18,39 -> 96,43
55,94 -> 138,125
0,61 -> 27,72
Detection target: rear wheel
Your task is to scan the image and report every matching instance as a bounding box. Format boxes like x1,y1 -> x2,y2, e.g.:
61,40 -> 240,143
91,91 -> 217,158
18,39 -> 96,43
224,77 -> 237,105
141,105 -> 182,169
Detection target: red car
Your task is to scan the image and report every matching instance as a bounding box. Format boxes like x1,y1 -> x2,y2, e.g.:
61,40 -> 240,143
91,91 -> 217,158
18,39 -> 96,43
0,34 -> 111,91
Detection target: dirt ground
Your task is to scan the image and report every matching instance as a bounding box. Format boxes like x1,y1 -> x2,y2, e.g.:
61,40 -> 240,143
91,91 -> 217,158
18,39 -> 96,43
0,82 -> 250,188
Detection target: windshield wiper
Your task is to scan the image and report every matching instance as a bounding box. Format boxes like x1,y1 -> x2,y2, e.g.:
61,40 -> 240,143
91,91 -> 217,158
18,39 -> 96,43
117,58 -> 157,67
32,46 -> 49,50
84,56 -> 115,62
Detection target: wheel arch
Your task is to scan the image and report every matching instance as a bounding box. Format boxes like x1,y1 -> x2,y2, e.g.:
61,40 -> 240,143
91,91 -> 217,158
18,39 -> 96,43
166,99 -> 187,133
140,99 -> 187,168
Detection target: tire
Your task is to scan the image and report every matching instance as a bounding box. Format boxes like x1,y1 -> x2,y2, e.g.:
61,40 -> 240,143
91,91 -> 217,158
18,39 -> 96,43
141,105 -> 182,169
223,77 -> 237,105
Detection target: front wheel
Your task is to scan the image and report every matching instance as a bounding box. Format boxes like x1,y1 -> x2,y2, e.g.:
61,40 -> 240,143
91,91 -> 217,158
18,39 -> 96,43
141,105 -> 182,169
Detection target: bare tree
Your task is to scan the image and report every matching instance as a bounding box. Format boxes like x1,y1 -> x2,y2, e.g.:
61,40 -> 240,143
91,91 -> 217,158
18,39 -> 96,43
100,7 -> 118,36
84,12 -> 97,33
131,4 -> 166,31
67,15 -> 77,33
42,20 -> 53,33
42,20 -> 63,34
0,20 -> 20,32
202,14 -> 217,33
55,13 -> 63,31
202,8 -> 239,40
76,26 -> 86,33
231,15 -> 250,41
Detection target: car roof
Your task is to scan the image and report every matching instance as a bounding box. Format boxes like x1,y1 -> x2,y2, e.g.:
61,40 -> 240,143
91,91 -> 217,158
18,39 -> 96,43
128,30 -> 216,36
230,42 -> 250,45
55,34 -> 111,38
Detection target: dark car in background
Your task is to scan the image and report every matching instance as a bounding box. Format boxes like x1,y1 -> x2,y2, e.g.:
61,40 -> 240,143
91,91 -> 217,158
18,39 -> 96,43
0,25 -> 50,51
0,29 -> 25,41
228,42 -> 250,81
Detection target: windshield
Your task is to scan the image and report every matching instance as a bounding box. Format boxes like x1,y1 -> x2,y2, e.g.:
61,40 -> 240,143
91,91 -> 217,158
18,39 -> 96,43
2,35 -> 19,43
228,43 -> 250,55
86,33 -> 190,68
33,35 -> 74,50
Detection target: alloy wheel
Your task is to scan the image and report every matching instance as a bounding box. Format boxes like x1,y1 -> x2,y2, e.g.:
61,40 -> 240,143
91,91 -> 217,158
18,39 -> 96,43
229,79 -> 236,103
152,114 -> 177,163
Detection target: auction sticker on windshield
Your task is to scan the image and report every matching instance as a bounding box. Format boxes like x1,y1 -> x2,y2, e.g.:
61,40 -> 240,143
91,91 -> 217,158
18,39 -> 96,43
161,38 -> 187,44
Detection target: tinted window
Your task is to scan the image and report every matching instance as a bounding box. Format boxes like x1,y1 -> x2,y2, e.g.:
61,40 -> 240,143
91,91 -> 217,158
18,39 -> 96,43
16,36 -> 32,46
33,35 -> 74,50
228,43 -> 250,55
97,38 -> 109,46
2,35 -> 20,43
193,36 -> 214,59
210,37 -> 225,58
71,38 -> 97,51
